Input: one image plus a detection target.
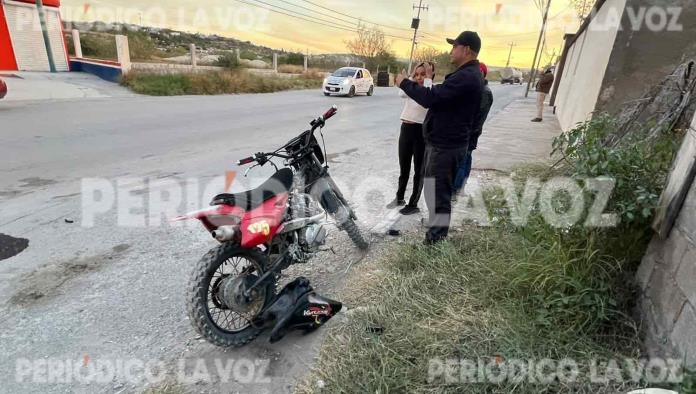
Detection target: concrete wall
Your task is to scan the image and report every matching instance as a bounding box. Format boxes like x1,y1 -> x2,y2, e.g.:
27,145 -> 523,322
554,0 -> 626,131
636,119 -> 696,366
596,0 -> 696,114
69,59 -> 122,83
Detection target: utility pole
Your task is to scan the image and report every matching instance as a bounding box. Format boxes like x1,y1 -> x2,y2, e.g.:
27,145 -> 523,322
35,0 -> 56,73
580,0 -> 589,21
525,0 -> 551,98
534,34 -> 547,75
505,42 -> 516,67
407,0 -> 428,75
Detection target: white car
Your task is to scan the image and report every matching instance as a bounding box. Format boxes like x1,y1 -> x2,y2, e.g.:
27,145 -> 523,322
323,67 -> 374,97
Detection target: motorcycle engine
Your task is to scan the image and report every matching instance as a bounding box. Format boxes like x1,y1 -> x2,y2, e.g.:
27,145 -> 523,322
303,224 -> 327,250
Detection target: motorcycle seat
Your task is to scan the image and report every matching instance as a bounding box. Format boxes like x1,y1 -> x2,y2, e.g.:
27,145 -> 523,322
210,168 -> 294,210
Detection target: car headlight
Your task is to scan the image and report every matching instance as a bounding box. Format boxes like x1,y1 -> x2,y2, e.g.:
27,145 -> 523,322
342,79 -> 351,85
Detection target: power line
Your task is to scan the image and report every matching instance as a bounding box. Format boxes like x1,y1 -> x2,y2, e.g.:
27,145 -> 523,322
231,0 -> 412,41
273,0 -> 359,28
244,0 -> 360,31
300,0 -> 416,33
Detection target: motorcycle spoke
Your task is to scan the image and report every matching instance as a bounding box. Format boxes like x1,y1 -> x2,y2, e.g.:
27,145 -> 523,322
205,255 -> 265,333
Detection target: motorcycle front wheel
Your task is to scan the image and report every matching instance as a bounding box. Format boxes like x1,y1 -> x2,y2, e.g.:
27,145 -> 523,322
321,188 -> 369,250
186,243 -> 276,347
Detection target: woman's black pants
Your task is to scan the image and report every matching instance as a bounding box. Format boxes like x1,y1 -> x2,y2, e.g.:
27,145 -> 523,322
396,122 -> 425,207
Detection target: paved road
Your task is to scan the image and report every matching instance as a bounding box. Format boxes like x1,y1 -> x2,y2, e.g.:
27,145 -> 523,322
0,84 -> 524,393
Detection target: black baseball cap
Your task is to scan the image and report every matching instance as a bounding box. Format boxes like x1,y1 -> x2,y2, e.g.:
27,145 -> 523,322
447,31 -> 482,53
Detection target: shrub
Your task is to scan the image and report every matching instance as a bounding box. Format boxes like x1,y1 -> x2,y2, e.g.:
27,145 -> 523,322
214,52 -> 239,69
121,70 -> 323,95
239,49 -> 257,60
277,64 -> 303,74
552,114 -> 678,226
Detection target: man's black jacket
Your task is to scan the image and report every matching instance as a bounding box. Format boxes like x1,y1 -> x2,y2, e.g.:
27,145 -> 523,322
399,60 -> 483,149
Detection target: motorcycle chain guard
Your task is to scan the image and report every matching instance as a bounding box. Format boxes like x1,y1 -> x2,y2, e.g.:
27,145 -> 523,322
255,277 -> 342,343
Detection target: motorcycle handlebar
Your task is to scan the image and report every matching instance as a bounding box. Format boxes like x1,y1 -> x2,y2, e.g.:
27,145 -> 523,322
237,155 -> 256,166
239,107 -> 339,165
322,105 -> 338,121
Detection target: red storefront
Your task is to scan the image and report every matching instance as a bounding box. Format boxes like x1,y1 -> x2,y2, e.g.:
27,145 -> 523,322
0,0 -> 69,71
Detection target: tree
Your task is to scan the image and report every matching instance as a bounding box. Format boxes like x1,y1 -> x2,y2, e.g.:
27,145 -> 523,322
369,49 -> 400,72
413,47 -> 440,64
570,0 -> 593,20
412,47 -> 454,79
345,25 -> 391,66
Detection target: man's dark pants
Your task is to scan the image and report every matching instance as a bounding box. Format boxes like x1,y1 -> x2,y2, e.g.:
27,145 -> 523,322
422,144 -> 468,242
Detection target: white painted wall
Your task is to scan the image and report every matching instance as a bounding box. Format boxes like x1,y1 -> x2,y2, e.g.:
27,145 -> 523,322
554,0 -> 626,131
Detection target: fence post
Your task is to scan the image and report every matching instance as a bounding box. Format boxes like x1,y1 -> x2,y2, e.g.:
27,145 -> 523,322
304,55 -> 308,72
71,29 -> 82,58
115,35 -> 131,73
273,53 -> 278,73
190,44 -> 197,70
235,48 -> 240,62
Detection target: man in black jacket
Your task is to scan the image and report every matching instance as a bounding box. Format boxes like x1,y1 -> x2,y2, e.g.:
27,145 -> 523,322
397,31 -> 484,244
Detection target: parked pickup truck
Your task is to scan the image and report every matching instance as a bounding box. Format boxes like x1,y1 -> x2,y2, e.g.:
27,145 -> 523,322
500,67 -> 524,85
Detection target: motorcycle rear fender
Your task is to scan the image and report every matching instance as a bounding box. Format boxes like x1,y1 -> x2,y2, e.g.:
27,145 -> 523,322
172,193 -> 290,248
172,204 -> 246,232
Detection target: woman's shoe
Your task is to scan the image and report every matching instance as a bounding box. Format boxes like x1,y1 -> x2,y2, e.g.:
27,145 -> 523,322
399,205 -> 420,215
386,198 -> 406,209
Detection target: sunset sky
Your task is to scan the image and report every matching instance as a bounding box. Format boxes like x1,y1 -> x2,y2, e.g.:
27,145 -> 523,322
60,0 -> 584,68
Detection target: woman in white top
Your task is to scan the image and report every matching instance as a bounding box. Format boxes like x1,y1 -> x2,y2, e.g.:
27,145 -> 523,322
386,62 -> 434,215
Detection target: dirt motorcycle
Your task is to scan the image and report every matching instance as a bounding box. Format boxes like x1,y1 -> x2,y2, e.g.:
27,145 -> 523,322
175,105 -> 368,347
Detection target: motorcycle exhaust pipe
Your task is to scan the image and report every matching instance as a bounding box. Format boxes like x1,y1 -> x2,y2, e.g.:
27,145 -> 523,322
211,225 -> 240,242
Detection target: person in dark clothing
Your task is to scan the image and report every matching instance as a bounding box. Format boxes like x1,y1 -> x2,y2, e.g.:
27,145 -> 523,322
387,62 -> 434,215
396,31 -> 484,244
531,68 -> 554,122
454,62 -> 494,195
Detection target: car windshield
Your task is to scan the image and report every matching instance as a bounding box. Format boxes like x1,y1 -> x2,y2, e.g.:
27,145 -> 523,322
331,69 -> 356,77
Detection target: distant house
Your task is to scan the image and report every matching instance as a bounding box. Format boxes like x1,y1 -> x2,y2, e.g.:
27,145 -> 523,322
0,0 -> 69,71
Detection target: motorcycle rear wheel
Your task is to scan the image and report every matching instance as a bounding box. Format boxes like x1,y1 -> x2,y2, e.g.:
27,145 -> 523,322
186,243 -> 276,347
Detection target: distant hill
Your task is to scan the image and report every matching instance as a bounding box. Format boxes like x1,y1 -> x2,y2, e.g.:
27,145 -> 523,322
63,21 -> 362,69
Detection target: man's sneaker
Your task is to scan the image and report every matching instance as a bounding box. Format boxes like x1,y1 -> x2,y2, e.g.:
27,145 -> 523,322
386,198 -> 406,209
399,205 -> 420,215
531,118 -> 543,122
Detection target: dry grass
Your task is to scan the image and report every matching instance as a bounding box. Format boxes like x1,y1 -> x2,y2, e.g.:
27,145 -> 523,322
121,69 -> 323,96
294,228 -> 647,394
294,157 -> 692,394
